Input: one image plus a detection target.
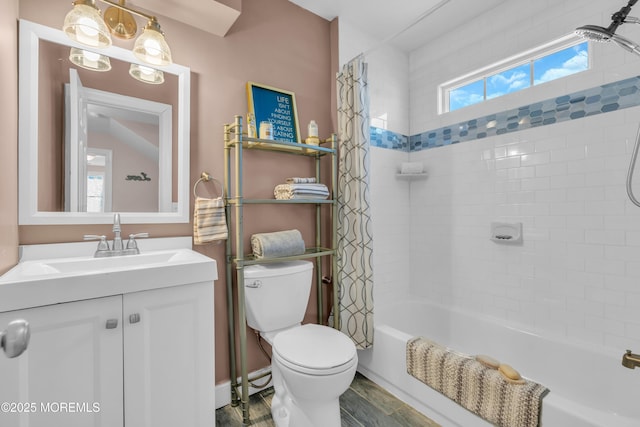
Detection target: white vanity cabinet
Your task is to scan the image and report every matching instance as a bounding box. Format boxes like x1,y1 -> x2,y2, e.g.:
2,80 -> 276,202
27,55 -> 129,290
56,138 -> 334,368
0,239 -> 217,427
123,282 -> 214,427
0,282 -> 214,427
0,296 -> 124,427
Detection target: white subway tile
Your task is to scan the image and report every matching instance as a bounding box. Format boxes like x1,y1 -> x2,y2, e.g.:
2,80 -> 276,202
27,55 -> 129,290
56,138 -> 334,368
521,152 -> 550,166
535,162 -> 568,177
585,314 -> 624,335
567,158 -> 606,175
535,137 -> 566,153
605,275 -> 640,293
626,231 -> 640,246
550,174 -> 586,189
585,230 -> 626,245
550,147 -> 586,163
585,258 -> 626,275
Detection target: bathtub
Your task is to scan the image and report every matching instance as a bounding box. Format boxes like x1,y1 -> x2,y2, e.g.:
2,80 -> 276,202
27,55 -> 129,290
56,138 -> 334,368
357,298 -> 639,427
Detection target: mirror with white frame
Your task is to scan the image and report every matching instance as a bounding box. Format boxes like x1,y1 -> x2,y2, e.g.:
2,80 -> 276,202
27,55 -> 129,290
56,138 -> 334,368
19,19 -> 191,225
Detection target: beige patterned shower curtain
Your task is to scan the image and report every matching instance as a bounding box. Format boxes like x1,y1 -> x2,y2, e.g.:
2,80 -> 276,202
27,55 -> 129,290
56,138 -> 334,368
335,56 -> 374,349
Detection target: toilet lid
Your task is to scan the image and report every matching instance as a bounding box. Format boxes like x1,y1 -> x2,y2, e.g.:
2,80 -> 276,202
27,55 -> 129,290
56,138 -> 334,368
273,324 -> 356,371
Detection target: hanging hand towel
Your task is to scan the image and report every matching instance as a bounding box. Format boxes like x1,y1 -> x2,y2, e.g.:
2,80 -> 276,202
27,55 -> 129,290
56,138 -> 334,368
193,196 -> 228,245
250,229 -> 305,259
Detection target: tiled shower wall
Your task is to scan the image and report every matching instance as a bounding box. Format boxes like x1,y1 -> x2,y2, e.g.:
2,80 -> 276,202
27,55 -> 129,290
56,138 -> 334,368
340,0 -> 640,351
411,107 -> 640,351
407,0 -> 640,353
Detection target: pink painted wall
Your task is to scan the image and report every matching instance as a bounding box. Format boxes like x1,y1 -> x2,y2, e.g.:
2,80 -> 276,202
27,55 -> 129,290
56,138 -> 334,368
17,0 -> 335,385
0,0 -> 19,275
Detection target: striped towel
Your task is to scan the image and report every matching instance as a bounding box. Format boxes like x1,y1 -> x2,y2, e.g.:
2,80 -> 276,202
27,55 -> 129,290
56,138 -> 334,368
286,177 -> 317,184
193,197 -> 228,245
407,337 -> 549,427
274,183 -> 330,200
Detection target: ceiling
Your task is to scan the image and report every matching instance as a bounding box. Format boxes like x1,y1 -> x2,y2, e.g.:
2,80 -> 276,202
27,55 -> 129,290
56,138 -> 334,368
288,0 -> 509,52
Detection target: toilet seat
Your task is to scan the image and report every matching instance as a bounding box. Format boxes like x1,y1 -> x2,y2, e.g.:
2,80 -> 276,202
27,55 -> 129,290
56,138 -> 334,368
273,324 -> 357,376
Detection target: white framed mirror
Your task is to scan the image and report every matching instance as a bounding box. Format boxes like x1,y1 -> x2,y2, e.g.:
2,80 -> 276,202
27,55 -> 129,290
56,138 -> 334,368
19,19 -> 191,225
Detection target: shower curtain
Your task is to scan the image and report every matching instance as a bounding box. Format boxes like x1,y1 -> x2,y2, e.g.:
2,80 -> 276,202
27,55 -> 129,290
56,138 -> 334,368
335,56 -> 374,349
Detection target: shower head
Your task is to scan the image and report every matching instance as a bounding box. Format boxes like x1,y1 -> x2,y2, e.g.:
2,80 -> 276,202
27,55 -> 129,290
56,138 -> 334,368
575,24 -> 616,42
575,0 -> 640,53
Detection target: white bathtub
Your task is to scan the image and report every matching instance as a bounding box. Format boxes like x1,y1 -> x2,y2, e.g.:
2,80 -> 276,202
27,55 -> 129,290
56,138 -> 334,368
357,298 -> 639,427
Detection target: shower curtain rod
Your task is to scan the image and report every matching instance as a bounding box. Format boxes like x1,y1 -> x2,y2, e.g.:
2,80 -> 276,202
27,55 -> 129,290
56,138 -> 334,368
346,0 -> 452,64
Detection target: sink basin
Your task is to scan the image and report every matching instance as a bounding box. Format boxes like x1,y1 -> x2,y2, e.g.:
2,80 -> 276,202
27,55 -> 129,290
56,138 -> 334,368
0,238 -> 217,313
22,251 -> 183,276
4,249 -> 198,279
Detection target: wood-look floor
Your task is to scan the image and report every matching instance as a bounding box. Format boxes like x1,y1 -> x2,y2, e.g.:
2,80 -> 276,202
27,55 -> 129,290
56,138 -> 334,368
215,372 -> 440,426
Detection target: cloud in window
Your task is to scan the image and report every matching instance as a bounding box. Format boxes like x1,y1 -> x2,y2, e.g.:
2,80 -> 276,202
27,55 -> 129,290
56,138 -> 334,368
450,89 -> 483,111
487,69 -> 529,99
535,48 -> 588,85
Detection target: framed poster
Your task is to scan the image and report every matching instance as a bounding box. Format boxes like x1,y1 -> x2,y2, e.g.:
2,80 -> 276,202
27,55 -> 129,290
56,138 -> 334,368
247,82 -> 300,143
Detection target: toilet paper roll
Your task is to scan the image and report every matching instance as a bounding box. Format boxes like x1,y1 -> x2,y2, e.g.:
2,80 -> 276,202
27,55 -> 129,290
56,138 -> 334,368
400,162 -> 424,174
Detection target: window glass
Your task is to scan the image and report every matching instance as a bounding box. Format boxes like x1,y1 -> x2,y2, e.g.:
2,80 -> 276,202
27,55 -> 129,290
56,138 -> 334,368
533,42 -> 588,85
450,79 -> 484,112
487,63 -> 531,100
441,38 -> 589,113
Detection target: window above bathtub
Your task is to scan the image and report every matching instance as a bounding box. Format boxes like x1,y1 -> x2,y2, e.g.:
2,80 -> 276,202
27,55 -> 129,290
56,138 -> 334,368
439,35 -> 590,114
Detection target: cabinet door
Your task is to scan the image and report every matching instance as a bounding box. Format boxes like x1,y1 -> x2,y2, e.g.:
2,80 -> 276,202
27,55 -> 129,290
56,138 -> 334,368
0,296 -> 124,427
123,282 -> 214,427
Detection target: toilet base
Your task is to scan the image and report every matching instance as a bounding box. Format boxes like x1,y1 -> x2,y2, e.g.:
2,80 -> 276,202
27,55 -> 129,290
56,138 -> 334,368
269,353 -> 356,427
271,391 -> 341,427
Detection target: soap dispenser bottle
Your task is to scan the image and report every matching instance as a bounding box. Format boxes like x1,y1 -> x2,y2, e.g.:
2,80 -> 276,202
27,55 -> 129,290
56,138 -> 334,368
306,120 -> 320,149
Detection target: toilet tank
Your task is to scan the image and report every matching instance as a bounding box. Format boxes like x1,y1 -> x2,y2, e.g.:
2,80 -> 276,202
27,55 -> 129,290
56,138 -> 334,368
243,261 -> 313,333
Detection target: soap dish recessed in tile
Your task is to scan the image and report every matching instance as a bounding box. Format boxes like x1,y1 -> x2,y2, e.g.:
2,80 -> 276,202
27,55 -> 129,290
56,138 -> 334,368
490,222 -> 522,244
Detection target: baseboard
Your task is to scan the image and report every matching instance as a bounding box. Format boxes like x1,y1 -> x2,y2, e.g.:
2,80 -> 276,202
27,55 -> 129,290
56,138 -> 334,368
215,367 -> 274,409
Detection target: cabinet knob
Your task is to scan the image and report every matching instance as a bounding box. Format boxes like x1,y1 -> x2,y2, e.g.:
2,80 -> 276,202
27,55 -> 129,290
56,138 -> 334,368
129,313 -> 141,324
1,319 -> 30,358
105,319 -> 118,329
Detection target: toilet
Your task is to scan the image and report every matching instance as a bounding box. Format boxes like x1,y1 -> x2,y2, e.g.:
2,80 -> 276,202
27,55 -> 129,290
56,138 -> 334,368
244,261 -> 358,427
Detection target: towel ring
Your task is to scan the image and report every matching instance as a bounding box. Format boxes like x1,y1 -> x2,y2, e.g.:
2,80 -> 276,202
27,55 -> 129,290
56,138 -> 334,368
193,172 -> 222,198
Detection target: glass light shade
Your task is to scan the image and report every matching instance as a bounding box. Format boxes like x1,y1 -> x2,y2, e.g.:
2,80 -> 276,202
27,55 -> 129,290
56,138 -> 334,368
129,64 -> 165,84
63,3 -> 112,48
69,48 -> 112,72
133,24 -> 172,66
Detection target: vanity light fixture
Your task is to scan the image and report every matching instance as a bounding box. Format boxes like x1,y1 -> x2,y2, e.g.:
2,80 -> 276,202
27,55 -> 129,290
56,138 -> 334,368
103,0 -> 137,39
62,0 -> 112,48
69,47 -> 112,71
129,63 -> 164,84
63,0 -> 172,66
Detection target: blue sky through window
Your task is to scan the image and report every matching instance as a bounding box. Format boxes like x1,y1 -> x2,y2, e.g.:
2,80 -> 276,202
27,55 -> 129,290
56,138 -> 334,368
450,80 -> 483,112
487,63 -> 531,100
449,41 -> 588,112
534,42 -> 588,84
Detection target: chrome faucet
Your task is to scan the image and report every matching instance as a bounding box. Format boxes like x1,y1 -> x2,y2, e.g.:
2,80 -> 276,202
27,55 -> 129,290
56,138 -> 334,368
84,214 -> 148,257
112,213 -> 123,252
622,350 -> 640,369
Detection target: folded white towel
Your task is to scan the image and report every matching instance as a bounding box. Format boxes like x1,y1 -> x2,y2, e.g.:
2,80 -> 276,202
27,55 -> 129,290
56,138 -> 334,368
274,183 -> 330,200
251,229 -> 305,259
275,193 -> 329,200
400,162 -> 424,174
286,177 -> 317,184
193,197 -> 228,245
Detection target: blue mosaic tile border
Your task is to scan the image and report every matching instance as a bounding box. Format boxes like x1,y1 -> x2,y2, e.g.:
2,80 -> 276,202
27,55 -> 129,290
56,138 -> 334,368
409,76 -> 640,152
370,77 -> 640,152
370,127 -> 409,151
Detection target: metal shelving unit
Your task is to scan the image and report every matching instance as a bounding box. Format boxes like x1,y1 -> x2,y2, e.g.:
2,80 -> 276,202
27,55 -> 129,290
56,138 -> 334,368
223,115 -> 338,426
